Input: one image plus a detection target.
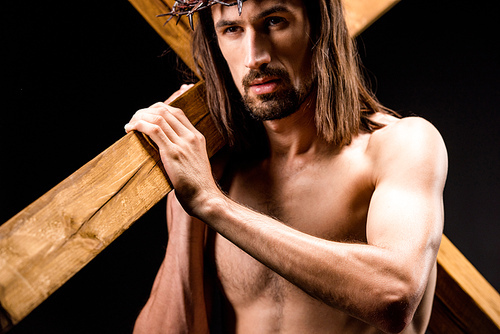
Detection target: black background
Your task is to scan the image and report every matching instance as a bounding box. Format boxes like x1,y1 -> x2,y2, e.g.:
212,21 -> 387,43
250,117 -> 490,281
1,0 -> 498,332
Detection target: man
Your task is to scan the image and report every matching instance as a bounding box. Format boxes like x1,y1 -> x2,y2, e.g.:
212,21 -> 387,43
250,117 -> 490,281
126,0 -> 448,332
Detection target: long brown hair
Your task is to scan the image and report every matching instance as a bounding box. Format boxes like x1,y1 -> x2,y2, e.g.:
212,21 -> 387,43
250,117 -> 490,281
192,0 -> 398,153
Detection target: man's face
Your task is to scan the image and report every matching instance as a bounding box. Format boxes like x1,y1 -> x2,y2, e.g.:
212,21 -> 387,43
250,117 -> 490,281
212,0 -> 313,121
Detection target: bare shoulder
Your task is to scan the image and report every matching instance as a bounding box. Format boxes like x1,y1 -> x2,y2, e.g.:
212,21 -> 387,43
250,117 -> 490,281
370,115 -> 445,146
367,115 -> 448,183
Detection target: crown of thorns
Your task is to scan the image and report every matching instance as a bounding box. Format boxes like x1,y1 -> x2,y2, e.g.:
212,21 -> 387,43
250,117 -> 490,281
158,0 -> 247,30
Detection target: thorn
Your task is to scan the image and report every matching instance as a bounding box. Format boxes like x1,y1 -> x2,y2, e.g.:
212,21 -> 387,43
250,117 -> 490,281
188,13 -> 194,30
237,0 -> 243,15
163,15 -> 174,26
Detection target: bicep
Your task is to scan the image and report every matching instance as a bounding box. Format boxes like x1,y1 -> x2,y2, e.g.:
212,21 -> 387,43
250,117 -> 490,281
366,118 -> 447,265
367,182 -> 444,258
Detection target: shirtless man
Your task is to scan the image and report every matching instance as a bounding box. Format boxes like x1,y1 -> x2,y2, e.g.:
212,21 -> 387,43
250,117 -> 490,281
126,0 -> 448,332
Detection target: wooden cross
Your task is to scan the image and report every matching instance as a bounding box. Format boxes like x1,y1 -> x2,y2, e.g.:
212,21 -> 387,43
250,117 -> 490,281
1,0 -> 499,332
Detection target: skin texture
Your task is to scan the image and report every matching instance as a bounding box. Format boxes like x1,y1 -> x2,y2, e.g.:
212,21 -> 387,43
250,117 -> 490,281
127,1 -> 448,333
214,0 -> 313,121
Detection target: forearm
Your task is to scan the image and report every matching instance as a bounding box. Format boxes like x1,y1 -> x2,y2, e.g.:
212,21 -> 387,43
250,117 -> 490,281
134,219 -> 209,334
195,194 -> 431,332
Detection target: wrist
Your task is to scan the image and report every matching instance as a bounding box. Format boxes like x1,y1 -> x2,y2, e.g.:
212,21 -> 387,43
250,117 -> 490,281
190,188 -> 229,224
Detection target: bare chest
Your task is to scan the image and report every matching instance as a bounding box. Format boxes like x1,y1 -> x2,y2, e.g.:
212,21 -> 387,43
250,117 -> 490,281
213,151 -> 374,307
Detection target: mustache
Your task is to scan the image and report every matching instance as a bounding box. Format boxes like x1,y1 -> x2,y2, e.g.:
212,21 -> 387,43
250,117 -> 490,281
242,67 -> 291,89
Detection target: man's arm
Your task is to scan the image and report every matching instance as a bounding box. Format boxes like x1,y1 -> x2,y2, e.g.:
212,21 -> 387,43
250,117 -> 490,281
126,102 -> 447,333
195,118 -> 446,333
133,84 -> 211,334
133,191 -> 210,334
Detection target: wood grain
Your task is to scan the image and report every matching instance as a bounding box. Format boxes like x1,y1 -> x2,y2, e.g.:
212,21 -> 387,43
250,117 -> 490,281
429,235 -> 500,333
127,0 -> 402,77
0,83 -> 224,331
343,0 -> 401,36
128,0 -> 199,76
4,1 -> 498,333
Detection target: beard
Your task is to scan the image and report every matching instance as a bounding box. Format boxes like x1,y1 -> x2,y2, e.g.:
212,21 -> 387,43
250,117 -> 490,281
241,67 -> 313,121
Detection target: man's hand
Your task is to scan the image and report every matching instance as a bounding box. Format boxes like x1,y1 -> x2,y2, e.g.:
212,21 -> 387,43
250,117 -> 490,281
125,84 -> 220,216
164,83 -> 194,104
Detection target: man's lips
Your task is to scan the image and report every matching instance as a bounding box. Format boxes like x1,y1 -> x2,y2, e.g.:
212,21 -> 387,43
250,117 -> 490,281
249,76 -> 279,85
248,77 -> 280,95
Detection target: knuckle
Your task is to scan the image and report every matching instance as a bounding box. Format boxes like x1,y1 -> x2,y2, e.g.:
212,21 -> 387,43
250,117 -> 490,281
150,102 -> 166,108
151,114 -> 164,124
187,132 -> 197,142
130,108 -> 145,120
187,132 -> 205,145
196,132 -> 206,143
150,124 -> 163,135
165,147 -> 181,160
169,106 -> 184,116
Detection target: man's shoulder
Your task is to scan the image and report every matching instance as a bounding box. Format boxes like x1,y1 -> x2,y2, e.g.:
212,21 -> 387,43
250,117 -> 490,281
366,115 -> 448,178
368,115 -> 444,151
372,115 -> 442,143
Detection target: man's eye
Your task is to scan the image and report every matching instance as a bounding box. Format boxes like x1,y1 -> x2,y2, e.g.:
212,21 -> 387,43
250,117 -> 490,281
224,26 -> 241,34
266,16 -> 287,27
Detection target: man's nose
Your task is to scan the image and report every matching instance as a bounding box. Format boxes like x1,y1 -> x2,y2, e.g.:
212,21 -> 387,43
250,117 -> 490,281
244,30 -> 271,70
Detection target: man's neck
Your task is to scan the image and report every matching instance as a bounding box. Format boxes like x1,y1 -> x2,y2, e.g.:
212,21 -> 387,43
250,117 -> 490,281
262,94 -> 333,162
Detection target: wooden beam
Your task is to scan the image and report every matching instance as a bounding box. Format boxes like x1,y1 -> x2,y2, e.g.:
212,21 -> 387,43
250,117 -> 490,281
116,3 -> 500,332
128,0 -> 402,61
128,0 -> 199,76
1,0 -> 403,328
0,83 -> 224,331
428,235 -> 500,333
7,1 -> 497,333
343,0 -> 400,36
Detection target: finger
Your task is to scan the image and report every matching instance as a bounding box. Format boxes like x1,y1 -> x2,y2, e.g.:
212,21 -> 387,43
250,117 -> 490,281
126,118 -> 172,149
164,84 -> 192,104
165,104 -> 199,133
125,103 -> 175,133
127,109 -> 199,151
125,102 -> 198,140
145,103 -> 199,138
127,112 -> 179,140
165,83 -> 195,104
125,107 -> 153,133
